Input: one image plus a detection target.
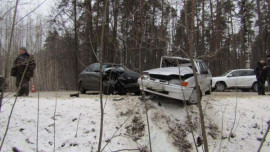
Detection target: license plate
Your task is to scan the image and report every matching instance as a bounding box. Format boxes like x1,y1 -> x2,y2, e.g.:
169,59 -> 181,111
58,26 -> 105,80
147,83 -> 163,91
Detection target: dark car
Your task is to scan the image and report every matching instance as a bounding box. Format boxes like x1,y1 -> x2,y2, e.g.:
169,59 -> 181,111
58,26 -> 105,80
79,63 -> 140,95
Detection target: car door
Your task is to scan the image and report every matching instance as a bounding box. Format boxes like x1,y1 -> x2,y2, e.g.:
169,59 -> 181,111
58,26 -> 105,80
88,63 -> 101,91
196,61 -> 209,92
201,61 -> 212,91
238,70 -> 256,88
80,64 -> 94,90
232,70 -> 247,87
225,70 -> 240,87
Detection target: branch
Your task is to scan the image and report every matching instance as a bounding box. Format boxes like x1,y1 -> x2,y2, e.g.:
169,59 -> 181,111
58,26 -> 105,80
15,0 -> 48,25
0,0 -> 19,112
53,92 -> 58,152
36,91 -> 40,152
257,120 -> 270,152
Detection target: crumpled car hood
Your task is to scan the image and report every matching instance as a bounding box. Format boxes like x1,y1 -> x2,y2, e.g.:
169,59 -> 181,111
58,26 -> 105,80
144,67 -> 193,76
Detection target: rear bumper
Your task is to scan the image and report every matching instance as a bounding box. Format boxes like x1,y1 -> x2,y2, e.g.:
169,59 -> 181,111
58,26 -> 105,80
138,79 -> 193,100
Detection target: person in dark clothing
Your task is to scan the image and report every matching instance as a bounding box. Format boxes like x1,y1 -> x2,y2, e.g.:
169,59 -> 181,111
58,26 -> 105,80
267,53 -> 270,86
254,59 -> 267,95
11,47 -> 36,96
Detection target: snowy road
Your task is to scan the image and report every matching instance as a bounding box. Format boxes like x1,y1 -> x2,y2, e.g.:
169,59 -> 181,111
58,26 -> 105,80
0,91 -> 269,152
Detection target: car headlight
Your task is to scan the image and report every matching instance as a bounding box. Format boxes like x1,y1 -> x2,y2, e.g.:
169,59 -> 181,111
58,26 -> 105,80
169,79 -> 189,86
142,73 -> 150,80
169,79 -> 182,85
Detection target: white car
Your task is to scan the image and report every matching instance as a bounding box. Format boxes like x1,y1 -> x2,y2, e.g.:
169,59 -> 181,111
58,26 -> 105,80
138,56 -> 212,104
212,69 -> 258,92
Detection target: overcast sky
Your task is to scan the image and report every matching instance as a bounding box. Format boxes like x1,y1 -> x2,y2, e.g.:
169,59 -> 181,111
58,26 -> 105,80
18,0 -> 54,18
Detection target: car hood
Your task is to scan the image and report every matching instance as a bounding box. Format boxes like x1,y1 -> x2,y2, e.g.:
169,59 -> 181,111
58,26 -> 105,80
144,67 -> 193,76
118,70 -> 140,84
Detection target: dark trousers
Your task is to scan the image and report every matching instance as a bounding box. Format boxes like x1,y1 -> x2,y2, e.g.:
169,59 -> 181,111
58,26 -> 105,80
257,79 -> 265,95
16,75 -> 30,96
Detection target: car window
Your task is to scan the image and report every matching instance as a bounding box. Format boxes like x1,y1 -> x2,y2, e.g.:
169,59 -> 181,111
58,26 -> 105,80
103,64 -> 113,69
88,63 -> 127,72
231,70 -> 245,77
198,62 -> 204,72
197,61 -> 208,73
246,70 -> 255,76
93,64 -> 100,72
201,61 -> 209,72
85,65 -> 94,72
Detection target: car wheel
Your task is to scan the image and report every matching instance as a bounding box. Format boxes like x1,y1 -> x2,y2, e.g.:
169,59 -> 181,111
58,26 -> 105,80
215,82 -> 226,92
79,83 -> 86,94
252,82 -> 258,92
187,88 -> 202,105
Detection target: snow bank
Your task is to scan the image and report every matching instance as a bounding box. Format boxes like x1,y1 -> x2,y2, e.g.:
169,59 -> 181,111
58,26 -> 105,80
0,92 -> 269,152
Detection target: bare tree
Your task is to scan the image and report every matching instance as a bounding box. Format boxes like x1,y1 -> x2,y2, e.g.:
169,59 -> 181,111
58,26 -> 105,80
0,0 -> 19,112
97,0 -> 108,151
257,120 -> 270,152
185,0 -> 209,151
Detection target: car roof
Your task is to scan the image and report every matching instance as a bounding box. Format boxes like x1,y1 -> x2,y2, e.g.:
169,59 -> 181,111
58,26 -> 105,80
161,56 -> 201,61
91,63 -> 122,66
231,69 -> 254,71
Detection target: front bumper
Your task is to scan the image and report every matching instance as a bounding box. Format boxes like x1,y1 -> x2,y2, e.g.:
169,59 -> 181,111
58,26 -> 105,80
138,79 -> 194,100
123,83 -> 140,92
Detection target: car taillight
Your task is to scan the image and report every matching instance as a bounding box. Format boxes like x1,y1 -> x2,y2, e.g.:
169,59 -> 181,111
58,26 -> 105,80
181,82 -> 188,87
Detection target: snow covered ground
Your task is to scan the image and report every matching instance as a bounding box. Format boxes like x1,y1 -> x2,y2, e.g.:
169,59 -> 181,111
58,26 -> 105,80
0,92 -> 269,152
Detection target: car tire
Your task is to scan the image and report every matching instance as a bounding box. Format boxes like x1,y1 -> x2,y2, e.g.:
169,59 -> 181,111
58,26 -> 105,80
187,88 -> 202,105
79,83 -> 86,94
215,82 -> 226,92
252,82 -> 258,92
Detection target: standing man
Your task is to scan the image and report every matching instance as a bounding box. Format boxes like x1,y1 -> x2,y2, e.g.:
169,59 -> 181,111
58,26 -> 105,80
254,59 -> 267,95
11,47 -> 36,96
267,53 -> 270,87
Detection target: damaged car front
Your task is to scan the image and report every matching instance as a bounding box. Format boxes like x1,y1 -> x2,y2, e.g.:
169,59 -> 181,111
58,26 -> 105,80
79,63 -> 140,95
138,57 -> 212,104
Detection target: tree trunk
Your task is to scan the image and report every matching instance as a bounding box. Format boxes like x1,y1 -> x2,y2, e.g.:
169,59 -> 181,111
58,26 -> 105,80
256,0 -> 265,57
97,0 -> 108,151
0,0 -> 19,112
112,0 -> 119,63
73,0 -> 79,88
85,0 -> 96,64
185,0 -> 209,151
201,0 -> 205,54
